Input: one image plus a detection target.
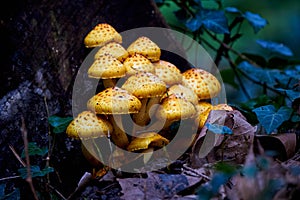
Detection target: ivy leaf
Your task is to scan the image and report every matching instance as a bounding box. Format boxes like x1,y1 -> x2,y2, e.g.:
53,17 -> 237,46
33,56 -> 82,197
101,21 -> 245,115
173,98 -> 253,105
0,184 -> 20,200
285,90 -> 300,102
252,105 -> 293,134
243,11 -> 268,33
206,123 -> 233,135
256,39 -> 294,57
202,9 -> 229,34
18,165 -> 54,179
48,115 -> 73,134
237,61 -> 280,86
21,142 -> 48,158
225,7 -> 241,14
185,12 -> 202,32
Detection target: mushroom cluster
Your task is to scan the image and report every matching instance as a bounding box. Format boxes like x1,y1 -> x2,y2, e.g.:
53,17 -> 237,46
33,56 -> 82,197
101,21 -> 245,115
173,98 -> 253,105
66,23 -> 233,167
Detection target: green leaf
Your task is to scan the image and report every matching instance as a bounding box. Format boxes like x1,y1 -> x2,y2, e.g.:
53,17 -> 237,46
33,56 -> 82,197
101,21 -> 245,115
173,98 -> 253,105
286,90 -> 300,102
225,7 -> 241,14
202,9 -> 229,34
256,39 -> 293,57
18,165 -> 54,179
21,142 -> 48,158
243,11 -> 268,33
252,105 -> 293,134
220,68 -> 239,89
48,115 -> 73,134
206,123 -> 233,135
0,184 -> 20,200
237,61 -> 280,86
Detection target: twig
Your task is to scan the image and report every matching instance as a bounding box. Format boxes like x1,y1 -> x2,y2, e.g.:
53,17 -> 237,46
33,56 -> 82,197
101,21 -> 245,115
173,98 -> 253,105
0,175 -> 21,181
47,184 -> 67,200
44,96 -> 52,185
8,144 -> 26,167
21,117 -> 39,200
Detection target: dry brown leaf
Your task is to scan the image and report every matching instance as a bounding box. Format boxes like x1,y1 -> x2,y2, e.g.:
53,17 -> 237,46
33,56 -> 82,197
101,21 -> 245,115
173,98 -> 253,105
191,110 -> 257,167
117,172 -> 200,200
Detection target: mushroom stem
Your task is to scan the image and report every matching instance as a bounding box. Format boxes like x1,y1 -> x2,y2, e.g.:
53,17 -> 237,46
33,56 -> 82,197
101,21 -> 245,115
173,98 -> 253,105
102,79 -> 117,88
108,115 -> 129,148
133,97 -> 160,127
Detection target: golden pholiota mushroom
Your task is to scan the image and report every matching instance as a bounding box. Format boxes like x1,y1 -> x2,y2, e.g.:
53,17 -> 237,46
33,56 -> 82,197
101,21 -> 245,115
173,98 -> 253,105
153,60 -> 182,87
161,84 -> 198,106
123,53 -> 155,76
127,36 -> 161,62
182,68 -> 221,100
194,102 -> 234,130
87,54 -> 126,88
94,42 -> 129,62
66,111 -> 113,166
121,72 -> 167,127
84,23 -> 122,48
151,94 -> 197,130
127,132 -> 169,152
87,87 -> 142,148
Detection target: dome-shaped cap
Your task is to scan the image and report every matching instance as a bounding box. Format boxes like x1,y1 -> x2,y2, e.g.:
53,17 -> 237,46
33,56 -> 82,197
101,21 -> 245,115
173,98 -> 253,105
156,94 -> 197,122
182,68 -> 221,100
87,87 -> 142,114
88,54 -> 126,79
127,36 -> 161,62
84,23 -> 122,48
94,42 -> 128,62
154,60 -> 182,86
121,72 -> 167,98
162,84 -> 198,106
127,132 -> 169,152
123,54 -> 155,76
66,111 -> 113,139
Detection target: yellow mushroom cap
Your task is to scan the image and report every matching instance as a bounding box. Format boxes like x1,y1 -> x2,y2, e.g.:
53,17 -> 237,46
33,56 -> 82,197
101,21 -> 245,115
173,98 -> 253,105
121,72 -> 167,98
66,111 -> 113,139
87,87 -> 142,114
127,132 -> 169,152
84,23 -> 122,48
123,54 -> 155,76
213,103 -> 233,111
182,68 -> 221,100
94,42 -> 129,62
162,84 -> 198,106
154,60 -> 182,86
127,36 -> 161,62
156,94 -> 197,122
88,54 -> 126,79
194,101 -> 213,129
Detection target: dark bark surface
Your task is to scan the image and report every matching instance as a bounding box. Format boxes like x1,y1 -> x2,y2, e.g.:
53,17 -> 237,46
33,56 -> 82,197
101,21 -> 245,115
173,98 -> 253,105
0,0 -> 180,198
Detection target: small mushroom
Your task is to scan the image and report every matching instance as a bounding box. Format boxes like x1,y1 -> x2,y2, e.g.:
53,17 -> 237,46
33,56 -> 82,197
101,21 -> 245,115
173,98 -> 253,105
161,84 -> 198,106
194,101 -> 213,129
84,23 -> 122,48
123,53 -> 155,76
127,36 -> 161,62
127,132 -> 169,152
153,60 -> 182,87
182,68 -> 221,100
87,87 -> 142,148
121,72 -> 167,127
153,94 -> 197,130
194,102 -> 233,130
66,111 -> 113,140
87,54 -> 126,88
94,42 -> 129,62
66,111 -> 113,165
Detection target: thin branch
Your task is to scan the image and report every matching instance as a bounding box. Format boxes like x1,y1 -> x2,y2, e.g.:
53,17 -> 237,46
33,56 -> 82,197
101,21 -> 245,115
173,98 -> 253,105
0,175 -> 21,182
21,117 -> 39,200
9,144 -> 26,167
